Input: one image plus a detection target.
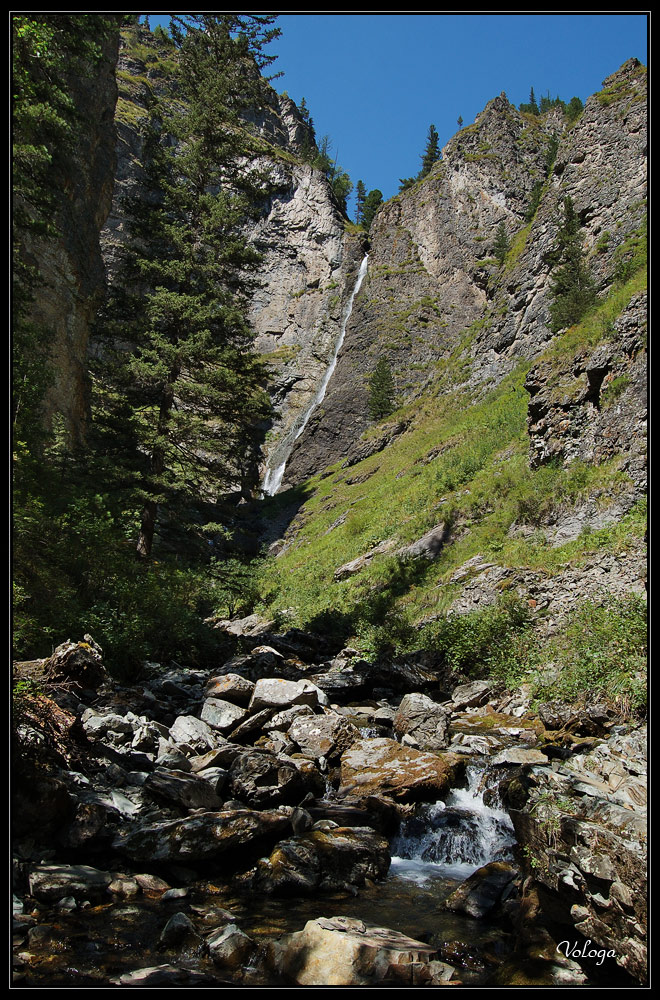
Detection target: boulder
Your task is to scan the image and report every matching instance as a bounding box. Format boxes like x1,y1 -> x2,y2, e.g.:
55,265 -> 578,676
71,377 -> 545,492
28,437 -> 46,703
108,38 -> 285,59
289,712 -> 361,761
451,680 -> 494,710
168,716 -> 225,754
249,677 -> 327,713
258,827 -> 390,895
205,673 -> 255,705
339,738 -> 462,802
228,749 -> 308,808
444,861 -> 517,918
144,769 -> 223,811
28,863 -> 113,902
393,693 -> 450,751
200,698 -> 248,733
112,808 -> 291,862
43,636 -> 105,689
207,923 -> 255,969
266,915 -> 448,986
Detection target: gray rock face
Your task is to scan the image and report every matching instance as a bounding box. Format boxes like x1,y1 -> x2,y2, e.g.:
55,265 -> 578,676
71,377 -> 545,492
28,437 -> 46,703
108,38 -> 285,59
29,864 -> 113,902
393,694 -> 451,751
288,712 -> 361,761
445,861 -> 517,918
200,698 -> 248,733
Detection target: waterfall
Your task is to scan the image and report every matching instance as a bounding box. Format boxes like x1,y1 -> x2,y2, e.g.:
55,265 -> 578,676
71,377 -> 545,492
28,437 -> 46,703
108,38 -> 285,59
261,253 -> 369,496
390,763 -> 516,884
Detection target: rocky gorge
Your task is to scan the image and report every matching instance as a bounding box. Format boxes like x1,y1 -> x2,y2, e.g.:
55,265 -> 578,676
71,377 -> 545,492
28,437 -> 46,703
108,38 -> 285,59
13,16 -> 647,989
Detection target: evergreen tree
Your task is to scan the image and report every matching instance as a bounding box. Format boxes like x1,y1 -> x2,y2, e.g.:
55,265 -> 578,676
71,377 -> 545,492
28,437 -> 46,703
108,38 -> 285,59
492,221 -> 510,266
528,87 -> 539,115
566,96 -> 584,122
548,195 -> 597,333
93,16 -> 276,559
362,188 -> 383,232
355,179 -> 366,225
368,358 -> 395,420
457,115 -> 463,127
420,123 -> 441,177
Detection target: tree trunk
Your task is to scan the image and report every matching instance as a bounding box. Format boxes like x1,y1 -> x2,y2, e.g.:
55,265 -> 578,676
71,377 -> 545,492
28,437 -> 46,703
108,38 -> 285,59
136,499 -> 157,560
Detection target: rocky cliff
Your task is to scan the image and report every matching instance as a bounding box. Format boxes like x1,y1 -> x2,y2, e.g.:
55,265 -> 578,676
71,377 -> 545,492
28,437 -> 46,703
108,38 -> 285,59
281,60 -> 646,487
23,22 -> 120,446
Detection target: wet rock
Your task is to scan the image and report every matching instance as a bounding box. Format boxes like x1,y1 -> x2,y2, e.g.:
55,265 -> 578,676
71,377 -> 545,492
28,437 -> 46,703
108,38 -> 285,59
207,923 -> 255,969
339,738 -> 462,802
266,915 -> 443,986
112,808 -> 291,862
112,965 -> 216,986
393,693 -> 451,751
28,863 -> 113,902
134,873 -> 171,895
258,826 -> 390,895
445,861 -> 518,918
159,911 -> 198,947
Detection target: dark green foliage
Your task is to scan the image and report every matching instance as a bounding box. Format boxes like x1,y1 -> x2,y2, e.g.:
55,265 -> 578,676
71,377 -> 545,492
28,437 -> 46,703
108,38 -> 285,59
362,188 -> 383,232
93,15 -> 275,559
398,176 -> 416,193
548,195 -> 597,333
368,357 -> 395,420
457,115 -> 463,127
420,123 -> 441,177
355,179 -> 366,224
307,135 -> 352,216
492,221 -> 510,265
525,181 -> 544,223
565,96 -> 584,122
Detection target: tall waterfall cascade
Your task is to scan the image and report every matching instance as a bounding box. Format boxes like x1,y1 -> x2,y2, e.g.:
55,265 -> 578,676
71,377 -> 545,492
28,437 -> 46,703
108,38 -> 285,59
261,253 -> 369,496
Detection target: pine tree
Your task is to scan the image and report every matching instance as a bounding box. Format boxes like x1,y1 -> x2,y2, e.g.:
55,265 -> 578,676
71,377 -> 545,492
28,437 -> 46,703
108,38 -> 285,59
362,189 -> 383,232
355,179 -> 366,225
528,86 -> 539,115
420,124 -> 441,178
548,195 -> 597,333
457,115 -> 463,127
368,358 -> 395,420
492,221 -> 510,266
93,16 -> 276,559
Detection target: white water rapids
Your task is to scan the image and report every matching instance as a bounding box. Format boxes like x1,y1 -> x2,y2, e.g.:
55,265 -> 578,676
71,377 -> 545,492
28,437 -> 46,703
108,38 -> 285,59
261,253 -> 369,496
390,763 -> 516,885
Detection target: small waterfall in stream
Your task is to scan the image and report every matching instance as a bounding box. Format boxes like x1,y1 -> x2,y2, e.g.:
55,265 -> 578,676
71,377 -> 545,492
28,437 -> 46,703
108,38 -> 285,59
261,253 -> 369,496
391,763 -> 516,884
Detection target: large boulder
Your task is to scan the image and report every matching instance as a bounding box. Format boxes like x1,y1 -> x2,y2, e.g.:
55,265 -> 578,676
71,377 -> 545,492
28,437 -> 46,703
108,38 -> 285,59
444,861 -> 517,918
249,677 -> 327,713
29,863 -> 113,902
257,827 -> 390,895
266,915 -> 453,986
227,749 -> 309,808
339,738 -> 462,802
111,808 -> 291,862
144,769 -> 224,811
289,712 -> 361,761
168,716 -> 225,754
43,636 -> 106,690
393,693 -> 450,751
200,698 -> 248,733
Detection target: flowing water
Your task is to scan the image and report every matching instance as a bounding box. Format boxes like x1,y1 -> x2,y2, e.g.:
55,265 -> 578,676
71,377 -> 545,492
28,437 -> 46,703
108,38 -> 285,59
261,254 -> 369,496
391,762 -> 517,885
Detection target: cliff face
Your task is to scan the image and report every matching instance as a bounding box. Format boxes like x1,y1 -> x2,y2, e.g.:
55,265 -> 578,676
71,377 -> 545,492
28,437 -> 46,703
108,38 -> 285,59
281,60 -> 646,488
25,23 -> 120,445
98,26 -> 355,490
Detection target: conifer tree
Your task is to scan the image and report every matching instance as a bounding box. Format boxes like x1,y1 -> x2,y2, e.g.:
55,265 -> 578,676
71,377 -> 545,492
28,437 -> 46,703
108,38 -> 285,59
548,195 -> 597,333
93,16 -> 276,559
492,221 -> 510,266
362,188 -> 383,232
420,124 -> 441,178
355,179 -> 366,225
368,357 -> 395,420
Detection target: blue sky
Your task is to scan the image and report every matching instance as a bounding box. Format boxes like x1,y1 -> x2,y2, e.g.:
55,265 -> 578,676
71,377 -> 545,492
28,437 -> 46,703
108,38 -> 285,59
147,13 -> 648,218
